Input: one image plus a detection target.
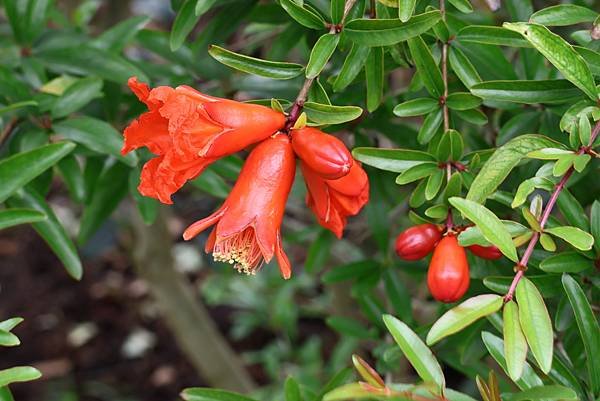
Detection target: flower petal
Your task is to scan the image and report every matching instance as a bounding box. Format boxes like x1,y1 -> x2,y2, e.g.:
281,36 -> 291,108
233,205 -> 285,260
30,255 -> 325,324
275,231 -> 292,279
183,206 -> 227,240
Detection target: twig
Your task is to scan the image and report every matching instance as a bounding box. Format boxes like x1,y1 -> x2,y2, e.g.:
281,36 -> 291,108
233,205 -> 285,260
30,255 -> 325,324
504,119 -> 600,301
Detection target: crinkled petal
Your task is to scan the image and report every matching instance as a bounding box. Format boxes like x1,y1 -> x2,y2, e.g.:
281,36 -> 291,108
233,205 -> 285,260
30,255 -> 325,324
122,110 -> 171,155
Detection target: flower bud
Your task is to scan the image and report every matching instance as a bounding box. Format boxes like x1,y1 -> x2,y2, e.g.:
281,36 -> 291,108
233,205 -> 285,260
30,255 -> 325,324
468,244 -> 502,260
427,235 -> 470,303
291,127 -> 353,179
394,224 -> 442,261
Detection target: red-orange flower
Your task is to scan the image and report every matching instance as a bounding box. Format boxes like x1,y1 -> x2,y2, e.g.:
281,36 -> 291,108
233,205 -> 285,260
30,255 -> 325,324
182,134 -> 295,279
291,127 -> 353,179
301,161 -> 369,238
121,77 -> 286,204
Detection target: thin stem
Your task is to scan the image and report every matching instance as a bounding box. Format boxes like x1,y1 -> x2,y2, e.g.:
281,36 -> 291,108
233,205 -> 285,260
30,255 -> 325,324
504,119 -> 600,301
342,0 -> 358,22
441,43 -> 449,132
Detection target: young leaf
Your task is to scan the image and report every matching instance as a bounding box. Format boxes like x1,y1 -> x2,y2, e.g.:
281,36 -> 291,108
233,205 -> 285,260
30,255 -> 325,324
503,301 -> 528,381
516,278 -> 553,373
417,108 -> 443,144
425,170 -> 444,200
208,45 -> 304,80
0,367 -> 41,387
365,47 -> 384,112
426,295 -> 504,345
0,208 -> 46,231
351,355 -> 385,388
504,23 -> 598,101
303,102 -> 362,125
544,226 -> 594,251
280,0 -> 327,30
383,315 -> 445,393
352,147 -> 437,172
561,274 -> 600,394
344,11 -> 442,46
330,0 -> 345,24
306,33 -> 340,79
396,163 -> 439,184
0,142 -> 75,203
449,198 -> 518,261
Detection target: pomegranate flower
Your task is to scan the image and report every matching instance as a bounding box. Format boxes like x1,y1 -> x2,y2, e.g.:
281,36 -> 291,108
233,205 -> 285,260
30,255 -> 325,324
121,77 -> 286,204
182,134 -> 295,279
301,161 -> 369,238
291,127 -> 353,179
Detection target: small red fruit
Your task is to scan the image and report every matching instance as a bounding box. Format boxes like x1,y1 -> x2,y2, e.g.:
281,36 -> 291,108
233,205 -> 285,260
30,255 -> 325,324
468,244 -> 502,260
394,224 -> 442,260
427,235 -> 470,303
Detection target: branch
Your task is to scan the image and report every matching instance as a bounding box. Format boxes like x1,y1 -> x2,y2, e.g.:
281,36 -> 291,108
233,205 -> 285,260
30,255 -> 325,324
504,119 -> 600,301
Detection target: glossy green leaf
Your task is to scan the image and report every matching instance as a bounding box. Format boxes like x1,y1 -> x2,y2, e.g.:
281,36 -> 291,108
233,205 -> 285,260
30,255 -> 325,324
506,385 -> 577,401
0,142 -> 75,203
408,35 -> 443,97
539,252 -> 593,273
280,0 -> 326,30
544,226 -> 594,251
530,5 -> 598,27
427,295 -> 503,345
425,169 -> 444,200
471,80 -> 583,104
448,0 -> 472,13
170,0 -> 200,51
591,201 -> 600,253
396,162 -> 439,184
365,47 -> 384,112
182,388 -> 259,401
484,275 -> 561,298
398,0 -> 416,22
504,23 -> 598,101
352,147 -> 436,172
306,33 -> 340,79
516,278 -> 553,373
208,45 -> 304,79
446,93 -> 482,110
0,100 -> 38,116
326,317 -> 375,339
448,46 -> 481,88
57,155 -> 86,203
0,318 -> 23,332
285,377 -> 302,401
195,0 -> 218,16
92,15 -> 149,52
562,274 -> 600,394
0,330 -> 19,347
333,44 -> 370,92
7,188 -> 82,280
557,189 -> 589,231
0,208 -> 46,230
303,102 -> 362,125
449,197 -> 518,261
0,367 -> 41,387
466,135 -> 562,204
394,98 -> 439,117
458,26 -> 529,47
51,76 -> 103,118
503,301 -> 528,381
53,117 -> 137,166
417,107 -> 443,144
344,11 -> 442,47
383,315 -> 445,392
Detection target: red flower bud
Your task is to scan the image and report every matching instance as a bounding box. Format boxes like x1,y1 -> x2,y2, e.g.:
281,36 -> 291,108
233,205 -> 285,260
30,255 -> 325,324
427,235 -> 470,303
394,224 -> 442,260
468,244 -> 502,260
291,127 -> 353,179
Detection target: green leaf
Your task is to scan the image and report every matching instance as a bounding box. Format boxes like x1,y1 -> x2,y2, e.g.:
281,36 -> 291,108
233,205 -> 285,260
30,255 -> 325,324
0,367 -> 41,387
503,301 -> 528,382
78,162 -> 129,245
394,98 -> 439,117
0,208 -> 46,231
512,177 -> 554,208
539,252 -> 593,273
457,26 -> 530,48
561,274 -> 600,395
195,0 -> 218,16
91,15 -> 150,52
448,0 -> 472,13
344,11 -> 442,47
454,109 -> 487,126
505,385 -> 578,401
449,197 -> 518,261
0,100 -> 38,116
0,330 -> 19,347
181,388 -> 259,401
306,33 -> 340,79
504,23 -> 598,101
396,162 -> 439,184
544,226 -> 594,251
383,315 -> 445,393
0,142 -> 75,203
365,47 -> 384,112
407,36 -> 443,97
470,80 -> 583,104
591,201 -> 600,253
516,278 -> 553,374
466,134 -> 562,204
417,107 -> 443,144
527,148 -> 574,160
446,93 -> 482,110
53,117 -> 137,166
280,0 -> 326,30
0,318 -> 23,332
326,317 -> 375,339
425,170 -> 444,200
539,233 -> 556,252
51,76 -> 103,118
303,102 -> 362,125
398,0 -> 416,22
352,147 -> 436,172
333,44 -> 370,92
208,45 -> 304,80
448,46 -> 481,88
7,188 -> 82,280
323,383 -> 377,401
285,377 -> 302,401
427,295 -> 503,345
57,155 -> 86,203
170,0 -> 200,51
557,189 -> 589,231
530,5 -> 598,27
484,275 -> 561,298
383,269 -> 413,324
